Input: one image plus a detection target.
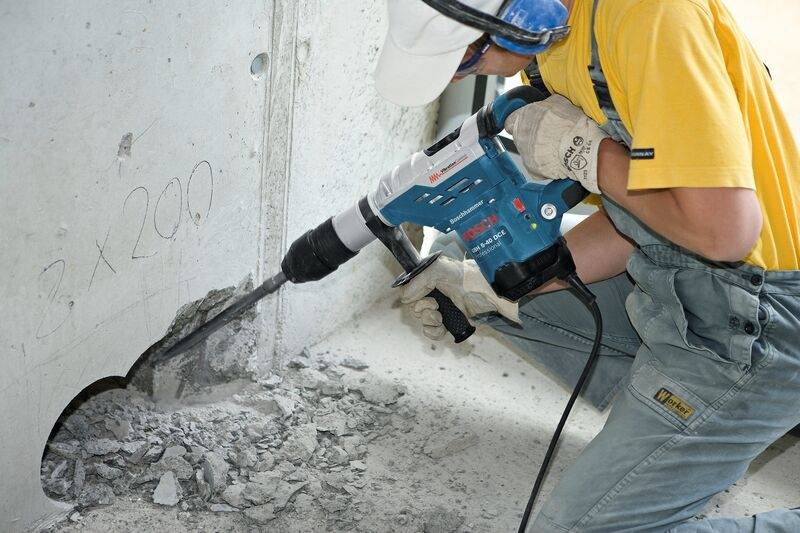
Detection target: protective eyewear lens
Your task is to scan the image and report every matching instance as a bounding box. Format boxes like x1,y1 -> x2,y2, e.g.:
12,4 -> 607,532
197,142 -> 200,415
456,36 -> 492,76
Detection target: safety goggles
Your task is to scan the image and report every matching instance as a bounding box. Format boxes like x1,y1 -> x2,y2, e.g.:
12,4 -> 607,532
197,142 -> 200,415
455,34 -> 492,76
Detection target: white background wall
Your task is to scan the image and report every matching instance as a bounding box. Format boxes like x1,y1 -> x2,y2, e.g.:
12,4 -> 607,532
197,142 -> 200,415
0,1 -> 436,529
725,0 -> 800,140
1,2 -> 272,528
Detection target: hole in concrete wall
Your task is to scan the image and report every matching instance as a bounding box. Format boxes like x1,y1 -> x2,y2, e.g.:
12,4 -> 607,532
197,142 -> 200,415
37,270 -> 413,528
40,275 -> 261,512
41,375 -> 129,507
250,52 -> 270,80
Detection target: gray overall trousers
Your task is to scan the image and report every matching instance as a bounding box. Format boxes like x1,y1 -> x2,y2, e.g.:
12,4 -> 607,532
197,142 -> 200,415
433,1 -> 800,523
434,198 -> 800,532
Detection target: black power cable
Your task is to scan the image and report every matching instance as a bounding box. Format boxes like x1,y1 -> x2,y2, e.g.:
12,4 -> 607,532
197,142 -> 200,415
518,273 -> 603,533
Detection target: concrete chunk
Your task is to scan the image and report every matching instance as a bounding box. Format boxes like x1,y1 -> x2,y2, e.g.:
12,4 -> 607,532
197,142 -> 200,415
162,445 -> 187,459
152,455 -> 193,480
243,481 -> 277,505
120,440 -> 147,455
95,464 -> 122,480
47,442 -> 81,460
195,469 -> 211,501
327,446 -> 349,465
341,357 -> 369,370
202,451 -> 230,494
281,423 -> 317,462
222,484 -> 249,509
272,481 -> 307,511
105,419 -> 132,441
244,503 -> 275,524
78,483 -> 115,507
315,412 -> 349,436
85,438 -> 122,456
152,472 -> 181,506
298,368 -> 331,390
72,460 -> 85,497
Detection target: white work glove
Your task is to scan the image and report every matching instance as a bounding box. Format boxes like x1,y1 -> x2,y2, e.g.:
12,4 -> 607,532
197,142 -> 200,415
505,94 -> 609,194
400,256 -> 520,341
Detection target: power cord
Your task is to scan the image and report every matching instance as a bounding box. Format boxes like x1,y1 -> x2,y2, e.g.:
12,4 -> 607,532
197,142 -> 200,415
518,272 -> 603,533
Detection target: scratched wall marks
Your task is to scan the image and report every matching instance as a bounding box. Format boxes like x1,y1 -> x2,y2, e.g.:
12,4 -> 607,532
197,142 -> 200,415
41,158 -> 215,333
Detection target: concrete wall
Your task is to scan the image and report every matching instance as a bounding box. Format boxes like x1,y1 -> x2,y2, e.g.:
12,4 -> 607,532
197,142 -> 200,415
266,1 -> 438,359
0,1 -> 436,529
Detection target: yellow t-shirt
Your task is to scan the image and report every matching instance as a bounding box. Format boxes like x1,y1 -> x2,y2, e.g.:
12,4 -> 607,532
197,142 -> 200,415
534,0 -> 800,270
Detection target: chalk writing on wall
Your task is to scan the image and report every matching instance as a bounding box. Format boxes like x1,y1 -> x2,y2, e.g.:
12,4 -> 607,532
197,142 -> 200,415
34,160 -> 214,341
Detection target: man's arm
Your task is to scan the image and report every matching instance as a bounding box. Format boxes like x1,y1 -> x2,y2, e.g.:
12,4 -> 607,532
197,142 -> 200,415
597,139 -> 763,263
536,208 -> 634,294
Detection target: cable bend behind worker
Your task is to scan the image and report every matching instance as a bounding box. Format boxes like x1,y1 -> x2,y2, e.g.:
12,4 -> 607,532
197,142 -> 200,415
374,0 -> 800,531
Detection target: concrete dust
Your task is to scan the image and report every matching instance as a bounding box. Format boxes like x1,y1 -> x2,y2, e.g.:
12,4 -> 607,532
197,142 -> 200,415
40,300 -> 800,532
41,349 -> 426,532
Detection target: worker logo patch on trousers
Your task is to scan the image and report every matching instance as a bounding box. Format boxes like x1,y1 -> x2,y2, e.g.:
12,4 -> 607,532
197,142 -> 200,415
653,388 -> 695,420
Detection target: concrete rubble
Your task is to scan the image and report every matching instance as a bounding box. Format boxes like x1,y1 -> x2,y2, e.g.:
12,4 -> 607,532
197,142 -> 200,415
40,350 -> 415,531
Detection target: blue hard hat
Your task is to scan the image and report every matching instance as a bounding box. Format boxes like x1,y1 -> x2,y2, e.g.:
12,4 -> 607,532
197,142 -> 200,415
493,0 -> 570,55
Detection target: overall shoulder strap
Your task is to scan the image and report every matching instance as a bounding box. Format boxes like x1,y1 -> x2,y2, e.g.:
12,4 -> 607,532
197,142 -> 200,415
588,0 -> 633,147
522,59 -> 550,96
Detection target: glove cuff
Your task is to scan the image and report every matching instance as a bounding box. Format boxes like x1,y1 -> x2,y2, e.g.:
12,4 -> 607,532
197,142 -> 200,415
463,261 -> 520,324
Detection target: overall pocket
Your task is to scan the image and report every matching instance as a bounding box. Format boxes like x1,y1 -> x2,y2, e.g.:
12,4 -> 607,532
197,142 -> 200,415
627,251 -> 755,368
671,268 -> 759,369
628,359 -> 709,430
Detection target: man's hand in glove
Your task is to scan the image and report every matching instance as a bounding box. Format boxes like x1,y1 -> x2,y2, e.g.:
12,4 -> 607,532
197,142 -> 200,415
401,256 -> 519,340
505,94 -> 610,194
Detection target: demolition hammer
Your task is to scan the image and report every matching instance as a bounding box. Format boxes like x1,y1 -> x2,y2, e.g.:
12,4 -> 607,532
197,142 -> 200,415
158,86 -> 603,532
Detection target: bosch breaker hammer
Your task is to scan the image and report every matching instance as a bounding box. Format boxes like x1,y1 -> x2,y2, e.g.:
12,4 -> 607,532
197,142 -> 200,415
280,84 -> 591,333
160,85 -> 602,529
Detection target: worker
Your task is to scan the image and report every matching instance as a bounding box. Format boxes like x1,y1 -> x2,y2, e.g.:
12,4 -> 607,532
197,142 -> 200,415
375,0 -> 800,531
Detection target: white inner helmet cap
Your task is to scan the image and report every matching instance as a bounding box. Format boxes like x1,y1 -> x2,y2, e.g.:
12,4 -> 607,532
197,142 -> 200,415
374,0 -> 505,107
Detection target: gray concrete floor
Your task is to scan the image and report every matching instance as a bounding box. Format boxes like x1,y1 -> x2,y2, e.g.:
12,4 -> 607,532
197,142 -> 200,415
323,300 -> 800,528
53,298 -> 800,531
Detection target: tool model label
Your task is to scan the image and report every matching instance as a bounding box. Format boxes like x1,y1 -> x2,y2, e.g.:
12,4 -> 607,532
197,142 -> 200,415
461,213 -> 512,259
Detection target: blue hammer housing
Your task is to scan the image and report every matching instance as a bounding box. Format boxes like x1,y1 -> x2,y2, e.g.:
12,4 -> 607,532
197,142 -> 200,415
374,85 -> 588,301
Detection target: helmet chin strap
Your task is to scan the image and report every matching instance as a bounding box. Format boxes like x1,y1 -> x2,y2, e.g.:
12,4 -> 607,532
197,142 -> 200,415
421,0 -> 570,51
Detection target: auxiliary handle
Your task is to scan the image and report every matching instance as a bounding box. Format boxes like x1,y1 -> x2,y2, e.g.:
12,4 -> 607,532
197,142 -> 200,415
427,288 -> 475,343
393,252 -> 476,343
360,198 -> 476,344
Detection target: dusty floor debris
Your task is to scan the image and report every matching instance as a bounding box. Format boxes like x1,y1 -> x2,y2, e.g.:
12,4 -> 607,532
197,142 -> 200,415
40,302 -> 800,532
41,348 -> 413,532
